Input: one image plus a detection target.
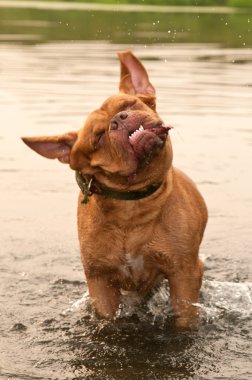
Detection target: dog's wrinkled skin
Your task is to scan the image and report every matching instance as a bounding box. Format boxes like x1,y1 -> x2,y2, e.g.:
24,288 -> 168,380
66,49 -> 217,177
22,51 -> 207,329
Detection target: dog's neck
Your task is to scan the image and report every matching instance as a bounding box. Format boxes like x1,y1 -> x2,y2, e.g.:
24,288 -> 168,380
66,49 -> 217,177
75,171 -> 165,205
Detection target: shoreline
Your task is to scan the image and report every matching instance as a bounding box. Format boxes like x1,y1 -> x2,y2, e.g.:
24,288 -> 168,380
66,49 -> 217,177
0,1 -> 245,13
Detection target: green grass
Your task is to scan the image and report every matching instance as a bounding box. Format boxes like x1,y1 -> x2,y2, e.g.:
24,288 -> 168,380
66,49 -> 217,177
228,0 -> 252,7
1,5 -> 251,46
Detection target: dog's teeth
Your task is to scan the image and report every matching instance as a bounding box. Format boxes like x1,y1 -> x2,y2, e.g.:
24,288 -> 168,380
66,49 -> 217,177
129,125 -> 144,140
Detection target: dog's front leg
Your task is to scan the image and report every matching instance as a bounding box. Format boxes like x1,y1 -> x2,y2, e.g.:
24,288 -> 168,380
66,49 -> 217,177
167,258 -> 204,329
86,276 -> 121,319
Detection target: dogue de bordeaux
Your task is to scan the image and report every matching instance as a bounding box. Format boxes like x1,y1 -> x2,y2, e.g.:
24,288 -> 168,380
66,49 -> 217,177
22,51 -> 207,328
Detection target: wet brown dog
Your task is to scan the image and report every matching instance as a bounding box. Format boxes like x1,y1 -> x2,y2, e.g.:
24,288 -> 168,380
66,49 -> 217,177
22,51 -> 207,328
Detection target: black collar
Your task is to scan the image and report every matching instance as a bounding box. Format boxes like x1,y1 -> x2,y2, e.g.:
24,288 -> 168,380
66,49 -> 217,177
75,171 -> 162,204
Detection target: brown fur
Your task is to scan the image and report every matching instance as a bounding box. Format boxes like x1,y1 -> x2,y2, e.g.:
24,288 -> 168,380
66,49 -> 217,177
22,51 -> 207,328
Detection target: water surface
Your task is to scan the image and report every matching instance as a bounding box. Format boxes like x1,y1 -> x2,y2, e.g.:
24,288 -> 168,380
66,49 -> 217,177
0,3 -> 252,380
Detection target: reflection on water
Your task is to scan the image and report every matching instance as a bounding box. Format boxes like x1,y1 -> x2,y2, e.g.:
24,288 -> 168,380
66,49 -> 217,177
0,3 -> 252,380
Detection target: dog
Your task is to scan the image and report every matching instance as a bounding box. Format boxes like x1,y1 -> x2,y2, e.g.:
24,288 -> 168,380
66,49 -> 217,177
22,51 -> 207,328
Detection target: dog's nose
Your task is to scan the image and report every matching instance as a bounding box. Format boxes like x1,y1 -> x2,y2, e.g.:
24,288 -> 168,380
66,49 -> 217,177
110,111 -> 128,130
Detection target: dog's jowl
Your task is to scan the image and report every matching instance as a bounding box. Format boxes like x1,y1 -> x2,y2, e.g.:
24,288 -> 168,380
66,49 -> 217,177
22,51 -> 207,329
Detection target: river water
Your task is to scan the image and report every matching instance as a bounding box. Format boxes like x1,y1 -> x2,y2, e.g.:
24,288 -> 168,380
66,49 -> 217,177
0,2 -> 252,380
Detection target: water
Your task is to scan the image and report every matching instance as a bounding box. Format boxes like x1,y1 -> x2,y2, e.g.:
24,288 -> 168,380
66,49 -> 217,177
0,2 -> 252,379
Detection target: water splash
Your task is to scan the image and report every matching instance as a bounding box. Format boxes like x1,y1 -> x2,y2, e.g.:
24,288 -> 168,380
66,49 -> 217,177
63,280 -> 252,324
199,280 -> 252,321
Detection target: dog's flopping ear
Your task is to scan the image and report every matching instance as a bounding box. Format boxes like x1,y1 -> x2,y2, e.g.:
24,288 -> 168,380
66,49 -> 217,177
21,132 -> 78,164
118,50 -> 156,97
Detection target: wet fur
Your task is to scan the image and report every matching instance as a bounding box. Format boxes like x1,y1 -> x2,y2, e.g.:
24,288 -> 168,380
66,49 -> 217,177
22,51 -> 207,328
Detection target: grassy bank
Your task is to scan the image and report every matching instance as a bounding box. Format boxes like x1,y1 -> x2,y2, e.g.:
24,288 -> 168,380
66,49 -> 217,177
25,0 -> 252,8
1,3 -> 251,46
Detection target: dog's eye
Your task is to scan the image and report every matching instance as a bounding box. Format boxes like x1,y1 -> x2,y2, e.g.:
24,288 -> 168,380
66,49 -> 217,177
94,130 -> 105,147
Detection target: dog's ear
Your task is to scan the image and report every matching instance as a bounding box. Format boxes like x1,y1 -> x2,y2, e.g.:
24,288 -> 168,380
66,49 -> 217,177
21,132 -> 78,164
118,50 -> 155,96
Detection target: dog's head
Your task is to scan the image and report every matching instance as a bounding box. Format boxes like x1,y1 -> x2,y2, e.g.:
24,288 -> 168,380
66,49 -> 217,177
22,51 -> 173,188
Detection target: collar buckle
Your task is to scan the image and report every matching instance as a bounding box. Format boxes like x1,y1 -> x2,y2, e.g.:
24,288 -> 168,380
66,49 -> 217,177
75,172 -> 93,204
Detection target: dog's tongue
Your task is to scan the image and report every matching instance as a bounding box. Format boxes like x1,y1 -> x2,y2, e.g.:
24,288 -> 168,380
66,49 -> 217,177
128,126 -> 171,160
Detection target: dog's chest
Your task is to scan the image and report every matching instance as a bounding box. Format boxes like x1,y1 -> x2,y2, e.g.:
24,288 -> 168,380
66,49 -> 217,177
119,253 -> 144,282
